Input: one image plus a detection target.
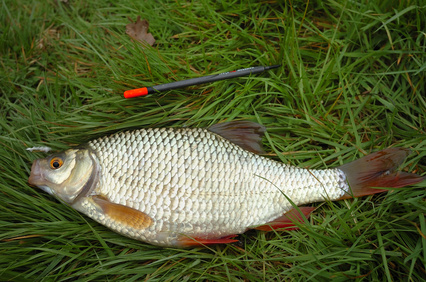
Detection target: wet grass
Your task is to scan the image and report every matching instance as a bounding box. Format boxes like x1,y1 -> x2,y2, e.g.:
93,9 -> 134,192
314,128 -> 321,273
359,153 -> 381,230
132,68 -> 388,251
1,0 -> 425,280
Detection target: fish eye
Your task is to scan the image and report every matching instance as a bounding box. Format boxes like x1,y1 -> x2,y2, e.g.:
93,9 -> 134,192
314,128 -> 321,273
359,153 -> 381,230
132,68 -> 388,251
50,157 -> 64,169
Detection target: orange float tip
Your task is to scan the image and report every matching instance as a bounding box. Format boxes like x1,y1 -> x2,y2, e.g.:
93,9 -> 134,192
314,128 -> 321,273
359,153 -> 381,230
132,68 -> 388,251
123,87 -> 149,98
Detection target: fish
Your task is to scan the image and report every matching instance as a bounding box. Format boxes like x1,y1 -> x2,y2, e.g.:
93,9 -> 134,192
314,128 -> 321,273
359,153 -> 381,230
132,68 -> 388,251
28,121 -> 425,247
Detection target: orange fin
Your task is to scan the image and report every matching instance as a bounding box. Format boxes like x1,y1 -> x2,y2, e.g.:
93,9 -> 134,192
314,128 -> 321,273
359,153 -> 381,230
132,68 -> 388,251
208,121 -> 266,154
178,234 -> 238,247
254,207 -> 315,231
338,148 -> 425,200
92,195 -> 153,229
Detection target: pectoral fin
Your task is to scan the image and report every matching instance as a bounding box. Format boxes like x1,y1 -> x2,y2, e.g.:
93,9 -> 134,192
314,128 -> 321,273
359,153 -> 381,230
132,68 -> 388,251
92,195 -> 153,229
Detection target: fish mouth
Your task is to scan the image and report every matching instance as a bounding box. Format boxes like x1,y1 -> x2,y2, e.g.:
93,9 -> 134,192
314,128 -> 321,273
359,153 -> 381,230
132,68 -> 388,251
28,160 -> 55,196
28,160 -> 44,186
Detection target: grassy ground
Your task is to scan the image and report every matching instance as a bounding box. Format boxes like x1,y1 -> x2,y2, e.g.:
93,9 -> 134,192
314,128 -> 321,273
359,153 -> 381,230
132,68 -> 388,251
1,0 -> 425,280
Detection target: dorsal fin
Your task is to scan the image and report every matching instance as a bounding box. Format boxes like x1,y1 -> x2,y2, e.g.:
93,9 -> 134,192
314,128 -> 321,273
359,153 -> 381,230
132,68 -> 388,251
208,121 -> 266,154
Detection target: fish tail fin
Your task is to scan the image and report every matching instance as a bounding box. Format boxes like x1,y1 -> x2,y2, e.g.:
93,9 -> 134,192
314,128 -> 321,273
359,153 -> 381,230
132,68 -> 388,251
337,148 -> 425,200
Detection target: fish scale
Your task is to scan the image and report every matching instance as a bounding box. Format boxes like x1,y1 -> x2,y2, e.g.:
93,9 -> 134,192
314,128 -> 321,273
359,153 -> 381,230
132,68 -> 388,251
72,127 -> 348,246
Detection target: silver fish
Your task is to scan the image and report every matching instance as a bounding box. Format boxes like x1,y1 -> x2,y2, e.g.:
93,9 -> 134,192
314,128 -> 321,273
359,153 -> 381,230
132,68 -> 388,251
28,121 -> 425,247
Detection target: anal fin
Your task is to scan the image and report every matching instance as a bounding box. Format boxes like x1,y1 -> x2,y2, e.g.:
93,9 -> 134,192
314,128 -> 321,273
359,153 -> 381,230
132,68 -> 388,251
92,195 -> 153,229
178,234 -> 238,247
254,207 -> 315,231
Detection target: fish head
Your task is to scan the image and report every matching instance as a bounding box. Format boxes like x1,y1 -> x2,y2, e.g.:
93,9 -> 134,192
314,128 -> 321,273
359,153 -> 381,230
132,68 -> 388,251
28,148 -> 99,204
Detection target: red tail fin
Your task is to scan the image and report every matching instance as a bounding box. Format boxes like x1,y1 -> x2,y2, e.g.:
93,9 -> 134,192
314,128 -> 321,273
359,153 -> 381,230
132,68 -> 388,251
338,148 -> 425,200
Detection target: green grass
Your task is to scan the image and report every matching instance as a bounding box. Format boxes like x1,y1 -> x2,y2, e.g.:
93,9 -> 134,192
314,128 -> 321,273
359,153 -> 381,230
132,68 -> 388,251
1,0 -> 425,280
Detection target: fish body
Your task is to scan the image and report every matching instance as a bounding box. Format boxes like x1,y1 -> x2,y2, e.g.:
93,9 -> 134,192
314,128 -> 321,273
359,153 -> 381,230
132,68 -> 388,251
28,121 -> 425,247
